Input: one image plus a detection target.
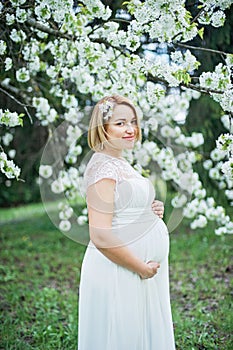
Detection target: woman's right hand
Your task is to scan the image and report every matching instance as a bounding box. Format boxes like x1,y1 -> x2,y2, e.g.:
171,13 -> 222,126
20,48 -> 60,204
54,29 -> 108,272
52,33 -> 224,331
139,261 -> 160,279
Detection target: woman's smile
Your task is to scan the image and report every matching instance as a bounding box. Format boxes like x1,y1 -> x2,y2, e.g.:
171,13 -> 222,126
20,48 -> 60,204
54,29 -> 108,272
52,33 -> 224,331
123,135 -> 135,141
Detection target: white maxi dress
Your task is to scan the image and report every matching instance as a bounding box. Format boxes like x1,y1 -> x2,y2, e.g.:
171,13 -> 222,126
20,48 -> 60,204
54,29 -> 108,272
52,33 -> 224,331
78,152 -> 176,350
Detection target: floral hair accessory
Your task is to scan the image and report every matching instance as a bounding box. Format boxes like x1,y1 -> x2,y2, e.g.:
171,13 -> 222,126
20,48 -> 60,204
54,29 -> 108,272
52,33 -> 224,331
99,100 -> 114,121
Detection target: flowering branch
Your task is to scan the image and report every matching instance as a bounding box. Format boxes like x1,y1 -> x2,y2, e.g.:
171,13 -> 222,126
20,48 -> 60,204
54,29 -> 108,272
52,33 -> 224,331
0,0 -> 232,235
147,73 -> 224,95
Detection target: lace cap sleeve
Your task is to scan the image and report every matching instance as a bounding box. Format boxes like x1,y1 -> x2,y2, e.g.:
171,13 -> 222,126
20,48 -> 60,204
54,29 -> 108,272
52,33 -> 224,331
83,153 -> 119,191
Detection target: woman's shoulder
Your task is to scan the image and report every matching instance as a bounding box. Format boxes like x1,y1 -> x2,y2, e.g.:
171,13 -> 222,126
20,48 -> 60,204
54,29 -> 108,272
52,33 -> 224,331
88,152 -> 129,167
84,153 -> 121,188
86,152 -> 119,167
84,152 -> 141,186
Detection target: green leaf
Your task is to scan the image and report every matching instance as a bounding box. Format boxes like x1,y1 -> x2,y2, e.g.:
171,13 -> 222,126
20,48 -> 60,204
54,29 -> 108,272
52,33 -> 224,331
173,69 -> 191,85
19,113 -> 24,127
198,27 -> 204,40
141,168 -> 150,178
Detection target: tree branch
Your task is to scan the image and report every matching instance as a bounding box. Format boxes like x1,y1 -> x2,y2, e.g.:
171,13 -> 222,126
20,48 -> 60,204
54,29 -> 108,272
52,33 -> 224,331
112,18 -> 131,24
190,7 -> 205,24
90,37 -> 127,55
147,73 -> 223,95
26,18 -> 72,40
174,42 -> 230,56
0,84 -> 33,123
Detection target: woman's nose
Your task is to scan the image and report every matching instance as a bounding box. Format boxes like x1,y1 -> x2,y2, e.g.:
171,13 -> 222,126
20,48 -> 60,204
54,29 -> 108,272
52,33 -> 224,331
126,123 -> 134,133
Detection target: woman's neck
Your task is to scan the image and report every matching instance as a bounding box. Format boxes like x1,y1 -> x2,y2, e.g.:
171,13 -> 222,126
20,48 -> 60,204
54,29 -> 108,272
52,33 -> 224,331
99,148 -> 123,159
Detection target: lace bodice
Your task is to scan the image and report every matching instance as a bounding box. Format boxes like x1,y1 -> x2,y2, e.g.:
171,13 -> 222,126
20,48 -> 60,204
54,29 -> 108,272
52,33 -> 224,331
83,152 -> 142,191
84,152 -> 159,245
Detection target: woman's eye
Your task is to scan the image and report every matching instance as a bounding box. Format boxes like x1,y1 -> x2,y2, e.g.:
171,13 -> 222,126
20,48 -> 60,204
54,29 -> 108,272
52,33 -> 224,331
114,120 -> 137,126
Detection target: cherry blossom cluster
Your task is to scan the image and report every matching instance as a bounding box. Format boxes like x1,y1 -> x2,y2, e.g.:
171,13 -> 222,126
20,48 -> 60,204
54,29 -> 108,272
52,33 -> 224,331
0,109 -> 23,181
0,109 -> 23,127
0,151 -> 21,180
0,0 -> 232,235
216,133 -> 233,179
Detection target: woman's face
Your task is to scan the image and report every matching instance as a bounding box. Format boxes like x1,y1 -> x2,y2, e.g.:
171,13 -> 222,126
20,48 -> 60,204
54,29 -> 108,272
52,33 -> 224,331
104,104 -> 138,152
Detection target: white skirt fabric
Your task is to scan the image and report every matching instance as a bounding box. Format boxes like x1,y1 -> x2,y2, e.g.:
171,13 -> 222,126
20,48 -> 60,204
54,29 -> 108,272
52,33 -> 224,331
78,178 -> 175,350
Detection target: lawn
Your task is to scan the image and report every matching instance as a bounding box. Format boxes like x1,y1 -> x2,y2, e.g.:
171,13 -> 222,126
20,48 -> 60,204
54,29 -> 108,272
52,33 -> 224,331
0,203 -> 232,349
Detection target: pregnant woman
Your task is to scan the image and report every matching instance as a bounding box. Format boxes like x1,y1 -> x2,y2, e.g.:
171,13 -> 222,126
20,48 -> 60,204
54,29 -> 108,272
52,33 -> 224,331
78,95 -> 175,350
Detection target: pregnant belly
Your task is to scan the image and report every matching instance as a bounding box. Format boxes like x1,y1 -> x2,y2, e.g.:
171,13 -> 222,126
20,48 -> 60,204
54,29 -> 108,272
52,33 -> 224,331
112,208 -> 169,263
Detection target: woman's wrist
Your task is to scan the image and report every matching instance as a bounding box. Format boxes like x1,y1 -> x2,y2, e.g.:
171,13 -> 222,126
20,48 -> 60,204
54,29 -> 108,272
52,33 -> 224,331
138,261 -> 160,279
138,262 -> 153,279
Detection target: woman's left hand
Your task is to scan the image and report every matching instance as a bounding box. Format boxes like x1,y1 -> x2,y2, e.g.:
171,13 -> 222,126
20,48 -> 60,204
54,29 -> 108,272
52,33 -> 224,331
151,200 -> 164,219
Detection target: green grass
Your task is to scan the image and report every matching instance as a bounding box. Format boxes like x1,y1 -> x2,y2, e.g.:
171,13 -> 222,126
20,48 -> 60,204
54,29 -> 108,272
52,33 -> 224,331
170,225 -> 232,349
0,203 -> 232,349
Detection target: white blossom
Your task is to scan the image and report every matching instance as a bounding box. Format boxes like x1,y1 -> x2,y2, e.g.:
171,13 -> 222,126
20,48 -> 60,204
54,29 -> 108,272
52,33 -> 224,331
210,148 -> 227,161
183,202 -> 198,219
16,67 -> 30,82
221,158 -> 233,178
221,114 -> 232,131
218,181 -> 226,189
0,152 -> 21,179
215,226 -> 227,235
203,159 -> 213,170
219,89 -> 233,113
194,188 -> 206,199
0,152 -> 7,166
176,132 -> 204,148
85,0 -> 112,20
10,29 -> 26,43
217,133 -> 233,155
8,149 -> 16,159
160,125 -> 176,138
226,221 -> 233,234
225,54 -> 233,68
6,14 -> 15,25
77,215 -> 88,225
225,190 -> 233,200
66,125 -> 82,146
59,206 -> 73,220
33,97 -> 50,115
35,3 -> 51,21
64,108 -> 83,124
51,179 -> 65,193
2,133 -> 13,146
190,215 -> 207,229
62,91 -> 78,108
211,10 -> 226,27
0,109 -> 23,127
59,220 -> 71,232
39,165 -> 53,179
16,7 -> 27,22
4,57 -> 12,71
0,40 -> 6,55
209,167 -> 221,180
171,194 -> 187,208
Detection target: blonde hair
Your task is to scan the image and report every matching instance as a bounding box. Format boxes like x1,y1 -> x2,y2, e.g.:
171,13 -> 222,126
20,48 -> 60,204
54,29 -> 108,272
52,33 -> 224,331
88,95 -> 142,151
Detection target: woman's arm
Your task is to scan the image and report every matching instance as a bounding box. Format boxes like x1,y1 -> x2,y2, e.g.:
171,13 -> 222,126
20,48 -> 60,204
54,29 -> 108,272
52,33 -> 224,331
87,178 -> 160,279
